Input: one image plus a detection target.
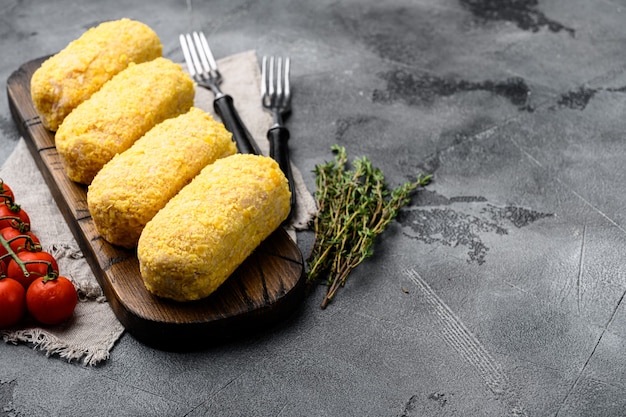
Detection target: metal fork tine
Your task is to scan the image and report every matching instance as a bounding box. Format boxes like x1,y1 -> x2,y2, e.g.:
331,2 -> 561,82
268,56 -> 276,102
261,56 -> 268,101
261,55 -> 292,116
197,32 -> 219,72
179,34 -> 196,77
276,57 -> 283,101
184,33 -> 205,77
283,57 -> 291,106
191,32 -> 211,75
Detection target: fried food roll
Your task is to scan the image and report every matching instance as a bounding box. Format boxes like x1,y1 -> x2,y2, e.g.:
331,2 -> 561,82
137,154 -> 291,302
31,18 -> 163,131
55,57 -> 195,184
87,107 -> 236,248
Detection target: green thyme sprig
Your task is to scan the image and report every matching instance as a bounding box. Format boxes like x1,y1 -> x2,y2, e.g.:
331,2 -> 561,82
307,145 -> 432,308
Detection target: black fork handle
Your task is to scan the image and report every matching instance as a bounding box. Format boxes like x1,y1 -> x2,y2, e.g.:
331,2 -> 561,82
214,95 -> 260,155
268,125 -> 296,216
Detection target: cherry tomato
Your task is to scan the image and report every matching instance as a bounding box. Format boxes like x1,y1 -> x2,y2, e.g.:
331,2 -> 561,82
26,275 -> 77,325
6,251 -> 59,289
0,227 -> 41,269
0,227 -> 40,254
0,277 -> 26,327
0,203 -> 30,230
0,181 -> 14,204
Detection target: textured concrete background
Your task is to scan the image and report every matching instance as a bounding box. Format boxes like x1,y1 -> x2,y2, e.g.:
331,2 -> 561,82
3,0 -> 626,416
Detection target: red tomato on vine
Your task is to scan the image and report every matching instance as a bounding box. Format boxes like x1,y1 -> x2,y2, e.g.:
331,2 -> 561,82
0,227 -> 41,269
0,203 -> 30,230
0,277 -> 26,327
26,275 -> 77,325
7,251 -> 59,289
0,181 -> 15,204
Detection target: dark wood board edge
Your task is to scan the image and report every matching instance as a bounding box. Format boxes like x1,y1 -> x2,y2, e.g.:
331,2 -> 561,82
6,57 -> 307,350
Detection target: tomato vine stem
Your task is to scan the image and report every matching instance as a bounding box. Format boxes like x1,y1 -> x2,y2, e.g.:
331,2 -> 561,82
0,233 -> 40,278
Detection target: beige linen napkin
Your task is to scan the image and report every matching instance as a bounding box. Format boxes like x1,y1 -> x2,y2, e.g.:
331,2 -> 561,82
0,50 -> 316,365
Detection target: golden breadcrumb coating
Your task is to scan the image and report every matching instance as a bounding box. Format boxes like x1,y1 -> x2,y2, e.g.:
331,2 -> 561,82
55,57 -> 195,184
137,154 -> 291,302
30,18 -> 162,131
87,107 -> 236,248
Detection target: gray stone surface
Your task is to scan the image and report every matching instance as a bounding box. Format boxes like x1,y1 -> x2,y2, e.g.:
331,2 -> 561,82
3,0 -> 626,415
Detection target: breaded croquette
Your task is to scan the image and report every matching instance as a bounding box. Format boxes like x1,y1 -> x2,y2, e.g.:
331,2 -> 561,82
55,57 -> 195,184
87,107 -> 236,248
137,154 -> 291,302
30,18 -> 162,131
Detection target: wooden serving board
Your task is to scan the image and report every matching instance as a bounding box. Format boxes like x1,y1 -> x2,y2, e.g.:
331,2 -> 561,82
6,57 -> 306,350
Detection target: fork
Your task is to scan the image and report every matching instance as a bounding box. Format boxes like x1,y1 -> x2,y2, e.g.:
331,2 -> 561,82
261,56 -> 296,216
179,31 -> 260,155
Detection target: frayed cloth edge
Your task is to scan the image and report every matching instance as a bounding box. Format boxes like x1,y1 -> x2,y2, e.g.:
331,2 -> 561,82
2,328 -> 119,366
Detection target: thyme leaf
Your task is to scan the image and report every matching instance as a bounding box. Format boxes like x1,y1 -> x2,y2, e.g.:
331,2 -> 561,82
307,145 -> 431,308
